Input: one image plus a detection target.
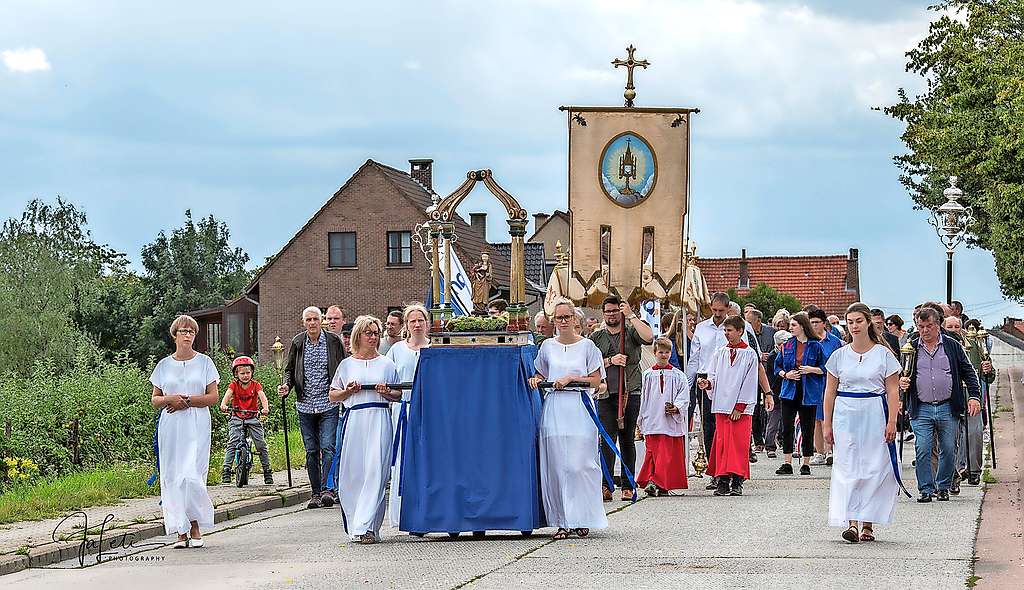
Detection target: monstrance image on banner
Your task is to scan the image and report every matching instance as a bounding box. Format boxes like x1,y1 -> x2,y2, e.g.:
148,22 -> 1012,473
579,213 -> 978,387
600,132 -> 657,207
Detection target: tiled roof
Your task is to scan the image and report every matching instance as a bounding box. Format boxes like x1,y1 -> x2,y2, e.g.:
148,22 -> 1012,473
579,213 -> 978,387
372,161 -> 513,289
491,242 -> 546,293
694,255 -> 859,316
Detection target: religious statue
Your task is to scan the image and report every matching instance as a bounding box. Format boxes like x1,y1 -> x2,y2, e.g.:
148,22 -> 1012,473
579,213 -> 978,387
470,252 -> 493,313
681,242 -> 712,320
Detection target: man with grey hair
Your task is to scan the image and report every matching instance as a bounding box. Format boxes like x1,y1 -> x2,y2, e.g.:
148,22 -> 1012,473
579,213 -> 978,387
899,306 -> 982,502
279,306 -> 346,509
533,310 -> 553,346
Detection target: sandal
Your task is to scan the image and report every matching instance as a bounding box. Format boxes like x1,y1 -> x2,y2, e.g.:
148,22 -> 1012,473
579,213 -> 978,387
552,528 -> 570,540
859,527 -> 875,542
841,524 -> 859,544
573,528 -> 590,537
359,531 -> 376,545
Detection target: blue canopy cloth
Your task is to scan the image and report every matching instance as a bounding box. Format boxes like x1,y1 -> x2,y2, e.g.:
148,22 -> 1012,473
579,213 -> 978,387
399,345 -> 544,533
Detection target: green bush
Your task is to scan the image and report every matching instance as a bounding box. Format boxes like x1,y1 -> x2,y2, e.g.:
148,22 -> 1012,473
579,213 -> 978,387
0,346 -> 298,480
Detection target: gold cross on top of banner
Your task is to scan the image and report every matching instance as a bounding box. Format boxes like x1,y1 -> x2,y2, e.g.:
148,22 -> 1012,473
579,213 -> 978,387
612,44 -> 650,107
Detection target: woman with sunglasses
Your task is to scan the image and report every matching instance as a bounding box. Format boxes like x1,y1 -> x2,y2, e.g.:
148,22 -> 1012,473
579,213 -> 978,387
529,299 -> 606,540
329,315 -> 401,544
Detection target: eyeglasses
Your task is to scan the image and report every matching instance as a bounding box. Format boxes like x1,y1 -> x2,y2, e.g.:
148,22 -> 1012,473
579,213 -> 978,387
602,309 -> 619,315
554,315 -> 573,322
363,331 -> 381,338
176,329 -> 196,335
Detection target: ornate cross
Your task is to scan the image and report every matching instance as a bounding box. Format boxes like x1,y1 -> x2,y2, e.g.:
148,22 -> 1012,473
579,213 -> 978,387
612,45 -> 650,107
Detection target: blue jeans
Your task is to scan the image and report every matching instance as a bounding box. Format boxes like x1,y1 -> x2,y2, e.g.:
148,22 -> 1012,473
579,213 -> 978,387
297,407 -> 339,496
911,402 -> 957,495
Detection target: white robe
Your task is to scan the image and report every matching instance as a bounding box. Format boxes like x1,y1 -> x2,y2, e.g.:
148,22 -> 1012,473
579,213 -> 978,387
706,345 -> 759,415
331,355 -> 398,540
638,366 -> 689,436
535,338 -> 608,530
150,354 -> 218,535
825,344 -> 902,526
384,340 -> 427,528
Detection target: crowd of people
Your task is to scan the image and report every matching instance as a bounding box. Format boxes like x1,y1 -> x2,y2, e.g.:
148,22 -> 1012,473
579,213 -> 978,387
147,292 -> 996,547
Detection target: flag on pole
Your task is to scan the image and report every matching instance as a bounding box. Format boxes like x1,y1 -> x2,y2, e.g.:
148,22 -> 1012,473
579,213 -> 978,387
641,299 -> 661,338
426,240 -> 473,316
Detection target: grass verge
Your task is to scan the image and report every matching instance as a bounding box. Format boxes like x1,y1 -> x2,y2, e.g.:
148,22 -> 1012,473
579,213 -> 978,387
0,429 -> 305,524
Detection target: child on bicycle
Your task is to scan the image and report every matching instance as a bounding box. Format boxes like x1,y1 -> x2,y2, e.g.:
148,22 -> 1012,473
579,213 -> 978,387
220,356 -> 273,484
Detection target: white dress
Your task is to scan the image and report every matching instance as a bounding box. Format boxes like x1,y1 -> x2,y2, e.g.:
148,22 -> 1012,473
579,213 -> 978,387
330,355 -> 399,540
384,340 -> 427,528
825,344 -> 902,526
150,354 -> 219,535
535,338 -> 608,530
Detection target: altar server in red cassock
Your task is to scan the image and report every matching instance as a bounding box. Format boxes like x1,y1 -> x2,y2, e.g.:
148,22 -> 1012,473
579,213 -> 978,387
698,315 -> 759,497
637,337 -> 690,495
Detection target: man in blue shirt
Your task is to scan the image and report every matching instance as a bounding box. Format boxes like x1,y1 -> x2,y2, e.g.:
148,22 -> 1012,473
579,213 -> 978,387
809,308 -> 844,465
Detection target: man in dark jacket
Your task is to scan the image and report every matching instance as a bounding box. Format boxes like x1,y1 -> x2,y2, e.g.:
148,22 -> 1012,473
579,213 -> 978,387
899,307 -> 982,503
278,306 -> 346,508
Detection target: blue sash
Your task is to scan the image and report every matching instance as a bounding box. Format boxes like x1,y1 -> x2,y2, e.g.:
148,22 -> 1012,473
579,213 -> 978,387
578,392 -> 639,503
391,400 -> 409,467
837,391 -> 911,498
326,402 -> 391,485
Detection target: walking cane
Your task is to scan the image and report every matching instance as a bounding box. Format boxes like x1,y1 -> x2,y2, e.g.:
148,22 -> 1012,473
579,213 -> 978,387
271,337 -> 293,488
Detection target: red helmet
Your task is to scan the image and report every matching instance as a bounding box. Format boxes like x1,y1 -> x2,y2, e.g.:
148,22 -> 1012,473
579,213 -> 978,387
231,356 -> 255,374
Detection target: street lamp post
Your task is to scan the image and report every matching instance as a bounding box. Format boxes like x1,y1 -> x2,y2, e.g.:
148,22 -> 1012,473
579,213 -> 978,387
928,176 -> 975,305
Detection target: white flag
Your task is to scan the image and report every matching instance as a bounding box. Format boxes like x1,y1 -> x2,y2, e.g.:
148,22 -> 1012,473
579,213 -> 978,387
442,240 -> 474,316
641,299 -> 661,338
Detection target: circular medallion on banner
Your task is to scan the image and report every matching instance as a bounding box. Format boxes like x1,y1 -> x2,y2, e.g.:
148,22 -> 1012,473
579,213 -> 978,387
598,132 -> 658,208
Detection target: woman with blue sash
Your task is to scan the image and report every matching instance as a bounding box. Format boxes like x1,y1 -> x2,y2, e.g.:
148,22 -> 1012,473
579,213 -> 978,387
823,303 -> 904,544
529,299 -> 607,541
384,304 -> 430,530
773,312 -> 825,476
329,315 -> 401,544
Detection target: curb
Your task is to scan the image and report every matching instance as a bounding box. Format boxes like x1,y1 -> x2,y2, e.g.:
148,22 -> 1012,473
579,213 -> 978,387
1,485 -> 311,576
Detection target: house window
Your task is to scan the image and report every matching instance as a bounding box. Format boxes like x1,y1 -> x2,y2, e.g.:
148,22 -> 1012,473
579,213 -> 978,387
328,232 -> 357,268
207,323 -> 221,352
387,231 -> 412,266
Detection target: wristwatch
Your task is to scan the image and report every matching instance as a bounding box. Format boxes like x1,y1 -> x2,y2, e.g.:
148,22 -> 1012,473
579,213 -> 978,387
627,314 -> 637,321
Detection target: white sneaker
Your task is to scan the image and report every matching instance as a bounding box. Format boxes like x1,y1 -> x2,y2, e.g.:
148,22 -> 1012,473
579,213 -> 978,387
809,453 -> 827,465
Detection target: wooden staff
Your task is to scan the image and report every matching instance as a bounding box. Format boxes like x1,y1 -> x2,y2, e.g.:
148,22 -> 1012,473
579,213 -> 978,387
617,309 -> 627,430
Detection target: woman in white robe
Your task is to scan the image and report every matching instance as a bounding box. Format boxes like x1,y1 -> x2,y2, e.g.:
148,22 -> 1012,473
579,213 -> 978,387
329,315 -> 401,544
384,303 -> 430,529
150,315 -> 220,549
823,303 -> 904,543
528,300 -> 607,540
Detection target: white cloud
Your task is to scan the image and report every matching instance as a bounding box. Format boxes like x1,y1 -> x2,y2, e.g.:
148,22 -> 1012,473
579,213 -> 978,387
403,60 -> 422,71
2,48 -> 51,73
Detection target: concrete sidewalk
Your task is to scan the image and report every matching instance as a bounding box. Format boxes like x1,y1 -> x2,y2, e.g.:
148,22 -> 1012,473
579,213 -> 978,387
3,422 -> 985,589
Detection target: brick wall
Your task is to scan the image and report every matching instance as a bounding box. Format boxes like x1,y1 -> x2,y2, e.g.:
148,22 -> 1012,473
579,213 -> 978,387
257,166 -> 431,353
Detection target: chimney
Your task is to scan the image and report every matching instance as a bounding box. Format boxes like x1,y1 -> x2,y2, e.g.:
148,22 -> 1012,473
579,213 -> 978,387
469,212 -> 487,241
409,159 -> 433,191
738,248 -> 750,289
846,248 -> 860,295
533,212 -> 550,232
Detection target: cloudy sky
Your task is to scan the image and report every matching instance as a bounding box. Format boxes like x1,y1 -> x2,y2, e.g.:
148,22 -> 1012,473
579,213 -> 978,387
1,0 -> 1020,325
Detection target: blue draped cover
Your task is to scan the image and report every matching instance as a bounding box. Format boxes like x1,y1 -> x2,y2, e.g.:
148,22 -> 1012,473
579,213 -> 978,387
399,344 -> 544,533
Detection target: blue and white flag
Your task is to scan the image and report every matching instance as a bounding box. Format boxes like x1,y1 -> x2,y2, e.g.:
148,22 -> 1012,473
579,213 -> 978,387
641,299 -> 661,338
425,241 -> 474,317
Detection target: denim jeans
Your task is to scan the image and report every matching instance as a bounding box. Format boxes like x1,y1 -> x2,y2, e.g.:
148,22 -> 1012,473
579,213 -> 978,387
911,402 -> 957,495
297,407 -> 339,496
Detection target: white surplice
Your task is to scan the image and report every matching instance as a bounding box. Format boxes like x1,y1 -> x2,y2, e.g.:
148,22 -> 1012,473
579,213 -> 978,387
535,338 -> 608,530
825,344 -> 902,526
706,345 -> 759,415
384,340 -> 427,528
150,354 -> 219,535
330,355 -> 398,540
638,366 -> 690,436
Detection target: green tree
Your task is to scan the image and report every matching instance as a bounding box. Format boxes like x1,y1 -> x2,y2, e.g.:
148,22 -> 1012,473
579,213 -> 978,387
0,199 -> 125,374
883,0 -> 1024,299
137,210 -> 251,357
728,283 -> 802,320
75,271 -> 149,360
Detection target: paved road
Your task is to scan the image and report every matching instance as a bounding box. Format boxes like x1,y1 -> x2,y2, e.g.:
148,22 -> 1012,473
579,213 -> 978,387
6,436 -> 982,590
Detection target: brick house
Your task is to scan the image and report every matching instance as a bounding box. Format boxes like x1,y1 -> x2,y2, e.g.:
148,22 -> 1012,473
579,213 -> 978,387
694,248 -> 861,316
243,159 -> 530,356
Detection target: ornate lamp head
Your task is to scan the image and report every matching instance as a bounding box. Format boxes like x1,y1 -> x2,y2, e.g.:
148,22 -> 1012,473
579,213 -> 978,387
271,336 -> 285,372
929,176 -> 975,251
